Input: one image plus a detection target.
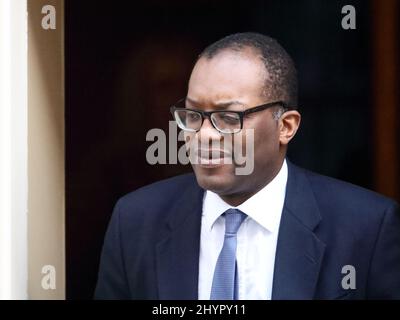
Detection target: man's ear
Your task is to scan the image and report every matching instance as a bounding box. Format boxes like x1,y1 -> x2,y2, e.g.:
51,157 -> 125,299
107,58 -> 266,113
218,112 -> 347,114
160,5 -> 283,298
279,110 -> 301,145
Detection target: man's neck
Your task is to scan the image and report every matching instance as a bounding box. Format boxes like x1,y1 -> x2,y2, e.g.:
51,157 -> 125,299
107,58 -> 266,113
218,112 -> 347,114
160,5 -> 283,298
218,158 -> 286,207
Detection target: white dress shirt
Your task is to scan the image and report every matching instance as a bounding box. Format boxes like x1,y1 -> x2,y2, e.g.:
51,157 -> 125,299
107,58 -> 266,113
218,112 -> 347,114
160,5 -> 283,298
198,159 -> 288,300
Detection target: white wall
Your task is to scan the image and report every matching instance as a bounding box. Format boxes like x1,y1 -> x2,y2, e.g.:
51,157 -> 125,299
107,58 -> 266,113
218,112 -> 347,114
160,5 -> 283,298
0,0 -> 28,300
0,0 -> 65,299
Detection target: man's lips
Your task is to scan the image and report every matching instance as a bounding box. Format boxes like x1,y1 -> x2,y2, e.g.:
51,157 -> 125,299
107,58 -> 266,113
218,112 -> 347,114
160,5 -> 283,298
191,149 -> 233,166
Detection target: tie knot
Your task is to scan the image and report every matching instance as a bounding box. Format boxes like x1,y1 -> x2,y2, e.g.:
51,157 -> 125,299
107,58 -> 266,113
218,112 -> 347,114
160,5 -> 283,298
223,209 -> 246,235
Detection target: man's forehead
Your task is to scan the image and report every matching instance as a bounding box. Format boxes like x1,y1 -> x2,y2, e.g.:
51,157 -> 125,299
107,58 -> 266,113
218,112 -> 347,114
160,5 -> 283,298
185,96 -> 247,109
188,53 -> 267,107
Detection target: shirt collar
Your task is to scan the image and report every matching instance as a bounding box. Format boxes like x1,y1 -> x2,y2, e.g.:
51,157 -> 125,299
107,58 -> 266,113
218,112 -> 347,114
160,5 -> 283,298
202,159 -> 288,233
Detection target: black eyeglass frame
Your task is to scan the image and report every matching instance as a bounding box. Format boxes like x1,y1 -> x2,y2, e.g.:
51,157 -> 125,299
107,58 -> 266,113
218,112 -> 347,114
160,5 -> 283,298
170,98 -> 296,133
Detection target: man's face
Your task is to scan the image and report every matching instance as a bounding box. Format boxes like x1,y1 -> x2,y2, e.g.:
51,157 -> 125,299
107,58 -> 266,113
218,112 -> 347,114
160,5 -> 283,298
186,49 -> 287,202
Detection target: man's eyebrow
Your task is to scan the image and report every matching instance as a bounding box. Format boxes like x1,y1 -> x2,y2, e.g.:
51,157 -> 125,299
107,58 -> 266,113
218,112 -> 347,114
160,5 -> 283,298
185,97 -> 245,109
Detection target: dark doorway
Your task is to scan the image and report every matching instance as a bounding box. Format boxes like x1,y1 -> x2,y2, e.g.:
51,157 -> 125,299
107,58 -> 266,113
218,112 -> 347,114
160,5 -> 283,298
66,0 -> 375,299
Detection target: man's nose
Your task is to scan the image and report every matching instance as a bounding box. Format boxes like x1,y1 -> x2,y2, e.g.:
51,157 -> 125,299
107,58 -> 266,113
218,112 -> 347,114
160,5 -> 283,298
197,118 -> 222,141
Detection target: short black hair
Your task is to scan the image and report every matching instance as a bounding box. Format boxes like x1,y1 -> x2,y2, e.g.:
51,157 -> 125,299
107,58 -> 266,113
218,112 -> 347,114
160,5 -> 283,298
198,32 -> 298,108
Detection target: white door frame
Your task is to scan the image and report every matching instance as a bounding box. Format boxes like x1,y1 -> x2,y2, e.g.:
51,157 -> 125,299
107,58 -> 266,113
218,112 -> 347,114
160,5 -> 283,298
0,0 -> 28,300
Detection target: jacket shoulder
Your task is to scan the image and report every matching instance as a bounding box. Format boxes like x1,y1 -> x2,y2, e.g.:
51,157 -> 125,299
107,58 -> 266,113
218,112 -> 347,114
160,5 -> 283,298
116,173 -> 198,211
294,164 -> 398,214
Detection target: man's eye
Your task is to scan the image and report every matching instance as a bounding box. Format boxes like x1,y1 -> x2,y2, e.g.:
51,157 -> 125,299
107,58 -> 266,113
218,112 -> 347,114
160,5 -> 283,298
187,113 -> 200,121
221,114 -> 239,123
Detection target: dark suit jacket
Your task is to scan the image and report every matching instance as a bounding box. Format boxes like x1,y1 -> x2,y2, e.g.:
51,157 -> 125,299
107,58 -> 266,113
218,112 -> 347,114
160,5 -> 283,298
95,160 -> 400,299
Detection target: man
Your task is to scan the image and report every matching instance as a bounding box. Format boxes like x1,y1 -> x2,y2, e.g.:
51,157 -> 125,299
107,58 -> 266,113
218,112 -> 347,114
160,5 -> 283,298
95,32 -> 400,299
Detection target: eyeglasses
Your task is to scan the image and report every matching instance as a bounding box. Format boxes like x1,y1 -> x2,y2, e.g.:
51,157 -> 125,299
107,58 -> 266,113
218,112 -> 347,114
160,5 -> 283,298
170,98 -> 293,134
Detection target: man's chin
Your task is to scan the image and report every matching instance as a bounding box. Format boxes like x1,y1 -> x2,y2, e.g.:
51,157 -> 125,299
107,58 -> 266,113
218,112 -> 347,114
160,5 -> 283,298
192,164 -> 237,194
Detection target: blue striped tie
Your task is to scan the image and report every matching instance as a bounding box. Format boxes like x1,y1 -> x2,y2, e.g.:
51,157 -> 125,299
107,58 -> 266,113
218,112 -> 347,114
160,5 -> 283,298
210,208 -> 246,300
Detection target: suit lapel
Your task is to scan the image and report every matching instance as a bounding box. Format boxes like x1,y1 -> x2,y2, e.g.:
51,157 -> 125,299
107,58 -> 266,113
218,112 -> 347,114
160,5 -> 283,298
155,177 -> 204,299
272,160 -> 326,299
